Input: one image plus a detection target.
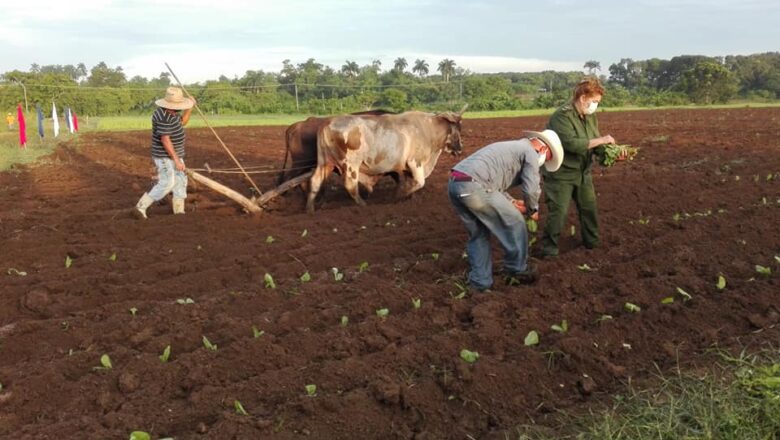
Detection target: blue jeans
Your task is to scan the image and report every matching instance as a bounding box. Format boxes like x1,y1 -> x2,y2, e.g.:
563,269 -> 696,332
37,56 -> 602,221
448,180 -> 530,290
149,157 -> 187,201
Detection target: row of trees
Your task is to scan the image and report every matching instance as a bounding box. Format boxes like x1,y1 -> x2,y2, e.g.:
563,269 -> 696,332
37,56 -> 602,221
1,53 -> 778,116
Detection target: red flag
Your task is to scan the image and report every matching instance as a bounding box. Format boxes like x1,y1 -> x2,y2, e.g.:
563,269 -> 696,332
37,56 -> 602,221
17,103 -> 26,149
73,110 -> 79,132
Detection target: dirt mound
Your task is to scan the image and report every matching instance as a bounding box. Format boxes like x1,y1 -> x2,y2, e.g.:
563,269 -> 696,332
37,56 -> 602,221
0,108 -> 778,439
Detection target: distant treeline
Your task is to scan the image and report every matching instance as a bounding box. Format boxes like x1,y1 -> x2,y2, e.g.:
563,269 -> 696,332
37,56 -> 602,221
1,53 -> 778,116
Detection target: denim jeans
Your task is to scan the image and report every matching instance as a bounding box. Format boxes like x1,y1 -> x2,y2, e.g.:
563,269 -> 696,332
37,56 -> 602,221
149,157 -> 187,201
448,179 -> 530,290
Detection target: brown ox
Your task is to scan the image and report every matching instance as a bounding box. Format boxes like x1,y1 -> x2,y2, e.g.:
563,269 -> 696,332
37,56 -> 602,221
276,110 -> 395,187
306,110 -> 464,213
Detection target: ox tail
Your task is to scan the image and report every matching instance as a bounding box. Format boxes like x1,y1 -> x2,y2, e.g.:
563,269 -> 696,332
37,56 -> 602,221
277,123 -> 297,186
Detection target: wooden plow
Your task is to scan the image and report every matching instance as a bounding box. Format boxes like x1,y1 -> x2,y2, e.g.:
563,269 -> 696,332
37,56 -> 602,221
187,169 -> 312,214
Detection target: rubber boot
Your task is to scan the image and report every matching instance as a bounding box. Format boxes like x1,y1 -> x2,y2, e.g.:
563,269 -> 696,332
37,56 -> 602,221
173,198 -> 185,215
133,193 -> 154,220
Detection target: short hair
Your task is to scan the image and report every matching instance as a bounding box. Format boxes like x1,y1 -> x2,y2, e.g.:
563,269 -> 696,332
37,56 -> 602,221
573,77 -> 606,103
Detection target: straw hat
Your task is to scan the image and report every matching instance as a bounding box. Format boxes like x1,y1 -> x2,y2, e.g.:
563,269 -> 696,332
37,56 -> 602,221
155,87 -> 194,110
523,129 -> 564,172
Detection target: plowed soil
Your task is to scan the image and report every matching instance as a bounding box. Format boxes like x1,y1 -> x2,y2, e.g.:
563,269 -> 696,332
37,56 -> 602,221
1,108 -> 778,439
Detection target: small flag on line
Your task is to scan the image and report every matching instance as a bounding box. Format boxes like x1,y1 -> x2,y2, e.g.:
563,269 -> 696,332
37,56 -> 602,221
17,103 -> 26,149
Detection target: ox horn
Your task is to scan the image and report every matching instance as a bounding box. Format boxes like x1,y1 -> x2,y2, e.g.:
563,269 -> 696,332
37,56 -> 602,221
457,103 -> 469,115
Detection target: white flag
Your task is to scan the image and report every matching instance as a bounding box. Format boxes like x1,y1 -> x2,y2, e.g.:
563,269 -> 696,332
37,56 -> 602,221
52,102 -> 59,138
67,108 -> 74,134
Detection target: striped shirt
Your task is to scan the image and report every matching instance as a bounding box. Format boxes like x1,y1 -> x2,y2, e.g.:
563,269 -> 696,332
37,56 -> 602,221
151,107 -> 186,158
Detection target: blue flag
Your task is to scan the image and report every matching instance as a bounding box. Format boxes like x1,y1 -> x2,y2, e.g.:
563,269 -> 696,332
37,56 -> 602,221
36,104 -> 45,139
65,107 -> 72,133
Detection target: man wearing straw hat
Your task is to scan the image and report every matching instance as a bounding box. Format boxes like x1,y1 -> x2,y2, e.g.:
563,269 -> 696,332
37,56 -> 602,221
133,87 -> 195,219
447,129 -> 563,292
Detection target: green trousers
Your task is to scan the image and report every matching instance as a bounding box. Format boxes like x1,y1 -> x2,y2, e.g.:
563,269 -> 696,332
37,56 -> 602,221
541,174 -> 599,255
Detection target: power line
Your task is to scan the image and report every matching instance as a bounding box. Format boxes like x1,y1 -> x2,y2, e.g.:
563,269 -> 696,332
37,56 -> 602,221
0,79 -> 461,92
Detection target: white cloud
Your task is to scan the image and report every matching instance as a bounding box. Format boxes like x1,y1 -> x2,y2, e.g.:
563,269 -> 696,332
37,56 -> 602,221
121,46 -> 583,82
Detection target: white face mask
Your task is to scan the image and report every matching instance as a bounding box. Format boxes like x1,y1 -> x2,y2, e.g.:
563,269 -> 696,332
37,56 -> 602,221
537,152 -> 547,167
584,100 -> 599,115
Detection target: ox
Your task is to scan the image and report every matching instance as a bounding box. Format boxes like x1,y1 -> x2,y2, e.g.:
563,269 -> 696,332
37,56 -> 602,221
276,110 -> 395,188
306,109 -> 465,213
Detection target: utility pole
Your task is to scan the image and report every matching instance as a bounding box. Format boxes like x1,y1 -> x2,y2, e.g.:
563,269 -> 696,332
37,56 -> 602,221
14,80 -> 29,113
294,84 -> 299,112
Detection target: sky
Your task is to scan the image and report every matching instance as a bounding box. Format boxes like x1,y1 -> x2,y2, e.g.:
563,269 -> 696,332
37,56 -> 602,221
1,0 -> 778,82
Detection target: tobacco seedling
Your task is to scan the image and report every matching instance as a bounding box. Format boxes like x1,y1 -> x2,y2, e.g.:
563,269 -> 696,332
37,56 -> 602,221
265,235 -> 275,244
6,268 -> 26,276
755,265 -> 772,276
550,320 -> 568,333
376,308 -> 390,318
431,253 -> 440,261
599,144 -> 639,167
570,225 -> 576,236
129,307 -> 138,316
524,330 -> 540,346
252,326 -> 265,338
331,267 -> 344,281
65,255 -> 73,268
305,384 -> 317,396
450,280 -> 468,299
159,345 -> 171,363
129,432 -> 151,440
100,354 -> 113,369
459,349 -> 479,363
412,298 -> 421,309
108,252 -> 117,262
176,298 -> 195,305
676,287 -> 692,301
577,264 -> 593,271
301,229 -> 308,237
624,302 -> 641,313
299,271 -> 311,283
340,315 -> 349,327
234,400 -> 248,416
527,219 -> 538,233
358,262 -> 369,273
775,255 -> 780,264
661,297 -> 675,304
264,273 -> 276,289
716,275 -> 727,290
202,335 -> 218,351
596,314 -> 613,322
673,212 -> 681,222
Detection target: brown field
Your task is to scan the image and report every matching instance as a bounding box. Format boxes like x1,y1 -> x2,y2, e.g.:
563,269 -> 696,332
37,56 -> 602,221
1,108 -> 778,439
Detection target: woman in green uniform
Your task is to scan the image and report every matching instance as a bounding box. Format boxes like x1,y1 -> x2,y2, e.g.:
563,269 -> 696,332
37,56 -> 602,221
541,78 -> 622,257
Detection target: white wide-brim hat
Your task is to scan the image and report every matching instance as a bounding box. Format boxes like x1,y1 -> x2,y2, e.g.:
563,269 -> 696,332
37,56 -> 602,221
155,87 -> 194,110
524,129 -> 564,172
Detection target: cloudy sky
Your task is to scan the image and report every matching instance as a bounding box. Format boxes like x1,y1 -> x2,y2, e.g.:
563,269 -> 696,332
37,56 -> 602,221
1,0 -> 778,82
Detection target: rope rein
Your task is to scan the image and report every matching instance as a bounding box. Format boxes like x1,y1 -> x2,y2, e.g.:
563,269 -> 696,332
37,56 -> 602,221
190,162 -> 316,175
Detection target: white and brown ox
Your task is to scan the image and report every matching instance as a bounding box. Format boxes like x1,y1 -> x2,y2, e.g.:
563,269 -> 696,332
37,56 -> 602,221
306,108 -> 465,213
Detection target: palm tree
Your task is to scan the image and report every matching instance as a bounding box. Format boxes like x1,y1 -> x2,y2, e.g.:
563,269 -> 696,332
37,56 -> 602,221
370,59 -> 382,73
412,59 -> 429,78
341,60 -> 359,79
437,59 -> 456,82
393,57 -> 408,73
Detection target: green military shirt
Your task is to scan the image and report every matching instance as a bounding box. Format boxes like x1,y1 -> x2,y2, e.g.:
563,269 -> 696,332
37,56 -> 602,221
543,104 -> 604,182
